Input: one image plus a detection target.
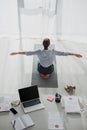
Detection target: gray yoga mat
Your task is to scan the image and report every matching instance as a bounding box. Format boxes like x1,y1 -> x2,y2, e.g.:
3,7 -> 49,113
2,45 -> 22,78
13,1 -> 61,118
31,44 -> 58,88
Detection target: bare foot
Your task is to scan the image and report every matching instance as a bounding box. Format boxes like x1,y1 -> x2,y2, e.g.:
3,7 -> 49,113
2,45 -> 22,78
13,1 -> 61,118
40,74 -> 50,79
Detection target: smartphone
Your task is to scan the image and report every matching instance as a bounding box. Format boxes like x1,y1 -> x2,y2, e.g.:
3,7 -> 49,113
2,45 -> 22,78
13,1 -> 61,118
10,108 -> 18,114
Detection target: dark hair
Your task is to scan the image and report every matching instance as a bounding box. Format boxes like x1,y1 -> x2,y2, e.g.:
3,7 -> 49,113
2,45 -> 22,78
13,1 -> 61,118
43,38 -> 50,50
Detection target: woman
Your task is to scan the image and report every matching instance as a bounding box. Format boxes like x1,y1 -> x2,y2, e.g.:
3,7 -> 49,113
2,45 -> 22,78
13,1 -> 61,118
10,38 -> 82,78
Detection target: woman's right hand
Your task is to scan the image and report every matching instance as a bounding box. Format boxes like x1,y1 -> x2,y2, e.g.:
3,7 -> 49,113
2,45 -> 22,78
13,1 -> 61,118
10,52 -> 18,55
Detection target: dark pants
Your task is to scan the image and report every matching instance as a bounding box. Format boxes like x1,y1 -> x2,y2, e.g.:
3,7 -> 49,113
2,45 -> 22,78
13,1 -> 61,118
38,63 -> 54,75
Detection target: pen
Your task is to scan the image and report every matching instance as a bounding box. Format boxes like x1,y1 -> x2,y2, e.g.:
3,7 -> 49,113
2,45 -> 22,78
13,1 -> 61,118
13,120 -> 16,130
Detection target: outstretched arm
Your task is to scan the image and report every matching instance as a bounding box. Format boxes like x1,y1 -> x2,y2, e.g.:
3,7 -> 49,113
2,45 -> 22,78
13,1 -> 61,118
68,53 -> 82,58
10,52 -> 25,55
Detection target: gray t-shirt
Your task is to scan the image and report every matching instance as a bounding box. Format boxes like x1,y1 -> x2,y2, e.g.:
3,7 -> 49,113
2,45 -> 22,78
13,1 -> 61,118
25,49 -> 69,67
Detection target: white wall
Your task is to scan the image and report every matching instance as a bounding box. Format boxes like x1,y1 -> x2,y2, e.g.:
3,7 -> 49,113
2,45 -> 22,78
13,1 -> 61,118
0,0 -> 19,37
57,0 -> 87,43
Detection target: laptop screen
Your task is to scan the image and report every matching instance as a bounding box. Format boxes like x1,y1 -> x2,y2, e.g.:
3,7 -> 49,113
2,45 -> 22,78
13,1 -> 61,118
18,85 -> 39,102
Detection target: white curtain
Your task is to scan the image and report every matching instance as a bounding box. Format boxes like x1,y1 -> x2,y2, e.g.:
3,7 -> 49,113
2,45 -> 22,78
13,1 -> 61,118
0,0 -> 58,38
18,0 -> 57,39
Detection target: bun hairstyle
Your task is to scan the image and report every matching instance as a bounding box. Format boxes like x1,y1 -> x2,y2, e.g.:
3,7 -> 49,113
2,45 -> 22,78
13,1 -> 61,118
43,38 -> 50,50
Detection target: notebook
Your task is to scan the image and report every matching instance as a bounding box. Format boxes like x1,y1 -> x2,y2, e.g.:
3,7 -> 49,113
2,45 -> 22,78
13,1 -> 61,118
11,114 -> 35,130
62,96 -> 81,114
0,96 -> 10,112
18,85 -> 45,113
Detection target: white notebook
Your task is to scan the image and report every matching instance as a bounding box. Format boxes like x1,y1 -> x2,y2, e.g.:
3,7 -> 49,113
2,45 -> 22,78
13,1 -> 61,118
11,114 -> 35,130
63,96 -> 81,114
48,112 -> 64,129
0,96 -> 10,112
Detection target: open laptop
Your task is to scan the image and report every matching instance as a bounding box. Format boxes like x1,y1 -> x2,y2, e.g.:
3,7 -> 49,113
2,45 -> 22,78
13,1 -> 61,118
18,85 -> 45,113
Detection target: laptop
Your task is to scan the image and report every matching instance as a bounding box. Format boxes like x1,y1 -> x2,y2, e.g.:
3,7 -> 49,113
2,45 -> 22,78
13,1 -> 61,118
18,85 -> 45,113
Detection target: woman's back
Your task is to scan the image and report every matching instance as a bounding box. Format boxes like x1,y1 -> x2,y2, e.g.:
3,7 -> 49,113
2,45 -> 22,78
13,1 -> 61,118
37,49 -> 55,67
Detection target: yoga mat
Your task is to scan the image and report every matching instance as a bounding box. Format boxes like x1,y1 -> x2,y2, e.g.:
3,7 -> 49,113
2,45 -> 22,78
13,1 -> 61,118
31,44 -> 58,88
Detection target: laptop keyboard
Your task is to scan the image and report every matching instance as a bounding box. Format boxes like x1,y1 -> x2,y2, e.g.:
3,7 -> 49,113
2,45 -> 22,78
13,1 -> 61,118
23,99 -> 41,108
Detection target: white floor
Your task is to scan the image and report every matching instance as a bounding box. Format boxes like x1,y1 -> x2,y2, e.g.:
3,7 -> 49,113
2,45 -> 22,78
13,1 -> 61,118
0,38 -> 87,99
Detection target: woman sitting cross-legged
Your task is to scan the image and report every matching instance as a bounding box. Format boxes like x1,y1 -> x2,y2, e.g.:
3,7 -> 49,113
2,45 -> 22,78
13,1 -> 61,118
10,38 -> 82,79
